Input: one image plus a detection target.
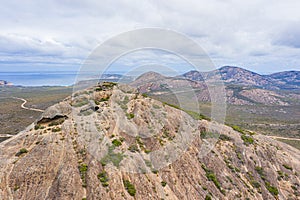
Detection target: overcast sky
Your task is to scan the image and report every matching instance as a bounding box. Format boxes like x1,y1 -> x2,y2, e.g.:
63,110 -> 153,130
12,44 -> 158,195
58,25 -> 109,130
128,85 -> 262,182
1,0 -> 300,74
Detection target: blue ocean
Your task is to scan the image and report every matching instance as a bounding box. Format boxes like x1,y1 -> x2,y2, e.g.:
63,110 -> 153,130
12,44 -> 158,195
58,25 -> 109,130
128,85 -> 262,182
0,71 -> 125,86
0,71 -> 79,86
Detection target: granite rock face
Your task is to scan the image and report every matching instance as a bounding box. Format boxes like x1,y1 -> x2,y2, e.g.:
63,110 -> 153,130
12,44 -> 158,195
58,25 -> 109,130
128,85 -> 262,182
0,83 -> 299,200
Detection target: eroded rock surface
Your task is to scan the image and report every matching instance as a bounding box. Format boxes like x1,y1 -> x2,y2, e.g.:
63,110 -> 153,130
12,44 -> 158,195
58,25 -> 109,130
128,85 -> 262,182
0,83 -> 299,200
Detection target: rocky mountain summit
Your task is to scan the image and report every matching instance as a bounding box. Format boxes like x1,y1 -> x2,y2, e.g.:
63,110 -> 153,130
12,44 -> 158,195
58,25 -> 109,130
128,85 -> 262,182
0,82 -> 299,200
182,66 -> 300,90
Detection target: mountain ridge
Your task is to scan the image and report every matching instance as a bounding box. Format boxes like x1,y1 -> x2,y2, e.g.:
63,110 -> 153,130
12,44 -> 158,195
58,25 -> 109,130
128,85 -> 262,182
182,66 -> 300,90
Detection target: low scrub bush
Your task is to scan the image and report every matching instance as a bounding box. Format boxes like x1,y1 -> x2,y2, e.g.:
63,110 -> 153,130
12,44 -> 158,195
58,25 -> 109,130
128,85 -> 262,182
15,148 -> 28,157
241,134 -> 254,145
98,170 -> 109,187
123,180 -> 136,196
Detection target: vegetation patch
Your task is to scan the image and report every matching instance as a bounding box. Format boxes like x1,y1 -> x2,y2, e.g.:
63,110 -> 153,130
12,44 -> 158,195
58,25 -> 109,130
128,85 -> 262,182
48,118 -> 65,126
219,134 -> 232,141
241,134 -> 254,145
51,127 -> 62,132
201,164 -> 222,192
231,125 -> 245,134
78,163 -> 88,187
162,102 -> 211,121
255,166 -> 266,181
136,136 -> 147,151
283,164 -> 293,171
15,148 -> 28,157
247,172 -> 261,188
200,131 -> 219,139
128,144 -> 139,153
100,145 -> 124,167
96,82 -> 117,91
126,113 -> 135,119
277,170 -> 285,180
72,98 -> 89,107
255,166 -> 279,197
99,96 -> 110,102
161,181 -> 167,187
265,182 -> 279,196
98,170 -> 109,187
142,93 -> 148,98
34,124 -> 45,130
123,180 -> 136,196
205,195 -> 212,200
112,139 -> 122,147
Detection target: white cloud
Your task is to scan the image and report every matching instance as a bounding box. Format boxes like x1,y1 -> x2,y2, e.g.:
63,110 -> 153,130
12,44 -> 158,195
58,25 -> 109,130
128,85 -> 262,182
0,0 -> 300,73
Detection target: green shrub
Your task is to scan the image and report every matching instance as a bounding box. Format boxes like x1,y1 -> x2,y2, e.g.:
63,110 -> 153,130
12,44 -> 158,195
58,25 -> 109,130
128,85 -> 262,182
153,104 -> 160,109
73,99 -> 89,107
123,180 -> 136,196
128,144 -> 139,153
205,195 -> 212,200
126,113 -> 135,119
250,180 -> 261,188
254,167 -> 278,196
236,150 -> 243,161
112,139 -> 122,147
161,181 -> 167,187
219,134 -> 232,141
34,124 -> 41,130
231,125 -> 245,134
163,102 -> 180,109
265,182 -> 279,196
13,185 -> 20,191
201,164 -> 222,192
277,170 -> 285,180
52,127 -> 62,132
241,134 -> 254,145
100,96 -> 110,102
283,164 -> 293,171
98,170 -> 109,187
100,145 -> 124,167
162,102 -> 211,121
206,172 -> 221,190
49,118 -> 65,126
184,110 -> 210,121
15,148 -> 28,157
200,131 -> 218,139
255,166 -> 266,180
144,149 -> 151,154
144,159 -> 152,167
78,163 -> 88,187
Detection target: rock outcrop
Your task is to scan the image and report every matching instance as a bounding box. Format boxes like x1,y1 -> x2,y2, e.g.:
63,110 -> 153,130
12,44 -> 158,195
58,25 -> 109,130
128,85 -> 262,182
0,83 -> 299,200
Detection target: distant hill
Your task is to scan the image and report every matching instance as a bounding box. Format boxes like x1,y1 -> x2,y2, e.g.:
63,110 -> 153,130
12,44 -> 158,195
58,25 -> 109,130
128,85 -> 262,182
131,69 -> 300,106
181,66 -> 300,90
268,71 -> 300,90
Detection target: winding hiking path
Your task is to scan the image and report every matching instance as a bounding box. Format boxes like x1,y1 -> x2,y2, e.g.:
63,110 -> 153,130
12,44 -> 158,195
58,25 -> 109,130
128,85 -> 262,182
12,97 -> 44,112
0,134 -> 13,138
268,135 -> 300,141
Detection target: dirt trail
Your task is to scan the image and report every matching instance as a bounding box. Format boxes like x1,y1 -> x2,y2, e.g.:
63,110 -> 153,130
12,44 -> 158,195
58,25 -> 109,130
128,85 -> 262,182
12,97 -> 44,112
0,134 -> 13,138
268,135 -> 300,141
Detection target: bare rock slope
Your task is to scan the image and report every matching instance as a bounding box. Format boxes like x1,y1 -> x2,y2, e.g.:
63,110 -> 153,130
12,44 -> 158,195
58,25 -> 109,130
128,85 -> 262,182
0,82 -> 299,200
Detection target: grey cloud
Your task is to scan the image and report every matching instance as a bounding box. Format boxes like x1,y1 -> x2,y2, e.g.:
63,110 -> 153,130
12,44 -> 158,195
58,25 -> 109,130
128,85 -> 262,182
0,0 -> 300,72
273,24 -> 300,48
